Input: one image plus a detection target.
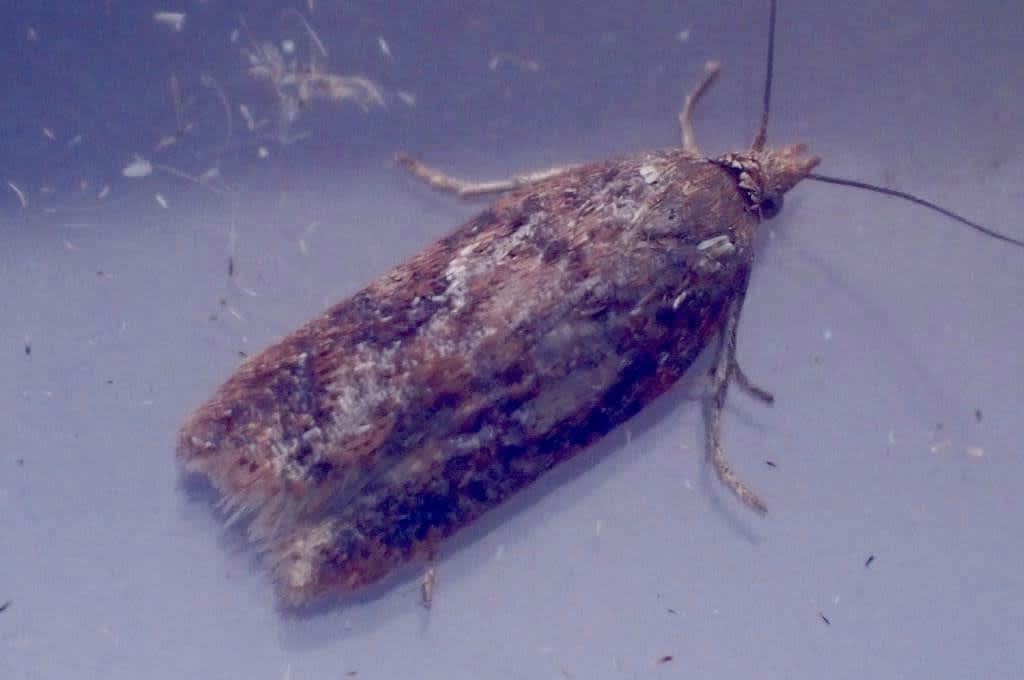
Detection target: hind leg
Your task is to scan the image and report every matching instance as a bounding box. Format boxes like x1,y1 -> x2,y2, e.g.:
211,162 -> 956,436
704,271 -> 774,515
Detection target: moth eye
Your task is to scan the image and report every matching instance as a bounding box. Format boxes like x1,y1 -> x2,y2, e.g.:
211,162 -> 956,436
760,194 -> 783,219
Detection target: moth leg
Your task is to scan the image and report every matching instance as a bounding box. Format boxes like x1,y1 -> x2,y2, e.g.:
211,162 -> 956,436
420,548 -> 438,608
679,60 -> 721,155
396,153 -> 579,198
705,283 -> 769,515
731,360 -> 774,405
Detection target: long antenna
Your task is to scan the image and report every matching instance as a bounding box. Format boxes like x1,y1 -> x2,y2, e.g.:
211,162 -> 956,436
751,0 -> 777,151
808,173 -> 1024,248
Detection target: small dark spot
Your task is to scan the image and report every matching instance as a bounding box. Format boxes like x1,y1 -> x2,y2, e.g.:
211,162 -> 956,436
819,612 -> 831,625
475,208 -> 499,227
765,460 -> 777,468
497,443 -> 529,464
975,409 -> 983,423
106,379 -> 114,385
412,493 -> 457,539
0,601 -> 10,614
667,608 -> 678,615
654,306 -> 676,325
236,457 -> 258,473
293,439 -> 314,465
308,460 -> 333,483
865,554 -> 875,568
16,458 -> 24,466
657,655 -> 673,665
443,454 -> 470,480
238,350 -> 248,358
96,269 -> 104,276
465,479 -> 491,502
541,239 -> 569,263
521,195 -> 543,215
24,343 -> 31,356
433,390 -> 465,411
227,256 -> 235,277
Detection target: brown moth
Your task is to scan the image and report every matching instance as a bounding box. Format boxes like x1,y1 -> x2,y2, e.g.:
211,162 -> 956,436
177,1 -> 1022,606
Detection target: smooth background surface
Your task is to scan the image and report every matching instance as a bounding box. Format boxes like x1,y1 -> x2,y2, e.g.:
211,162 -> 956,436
3,2 -> 1022,678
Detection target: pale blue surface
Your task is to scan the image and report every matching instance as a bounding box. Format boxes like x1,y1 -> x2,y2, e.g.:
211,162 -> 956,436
3,2 -> 1023,679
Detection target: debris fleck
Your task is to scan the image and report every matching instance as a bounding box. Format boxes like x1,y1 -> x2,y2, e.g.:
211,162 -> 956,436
765,460 -> 777,468
154,12 -> 187,32
239,103 -> 256,131
965,446 -> 985,459
122,156 -> 153,178
378,36 -> 392,60
168,73 -> 186,135
974,408 -> 983,423
198,167 -> 221,183
297,222 -> 319,255
243,30 -> 385,140
6,181 -> 28,208
488,53 -> 542,72
281,9 -> 327,57
154,193 -> 169,209
42,127 -> 57,141
257,146 -> 270,159
397,90 -> 417,107
657,655 -> 674,665
155,135 -> 178,151
24,343 -> 31,356
865,554 -> 875,567
0,601 -> 10,614
819,612 -> 831,625
97,185 -> 111,199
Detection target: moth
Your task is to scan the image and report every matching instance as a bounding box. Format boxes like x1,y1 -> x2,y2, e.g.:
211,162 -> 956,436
178,1 -> 1022,606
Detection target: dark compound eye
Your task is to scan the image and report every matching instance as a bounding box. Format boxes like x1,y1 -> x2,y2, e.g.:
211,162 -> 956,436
760,194 -> 783,219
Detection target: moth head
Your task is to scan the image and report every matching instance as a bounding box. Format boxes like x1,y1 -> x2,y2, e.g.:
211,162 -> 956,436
715,144 -> 821,220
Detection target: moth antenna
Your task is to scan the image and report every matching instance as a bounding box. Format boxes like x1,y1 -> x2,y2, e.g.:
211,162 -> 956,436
750,0 -> 777,151
807,173 -> 1024,248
